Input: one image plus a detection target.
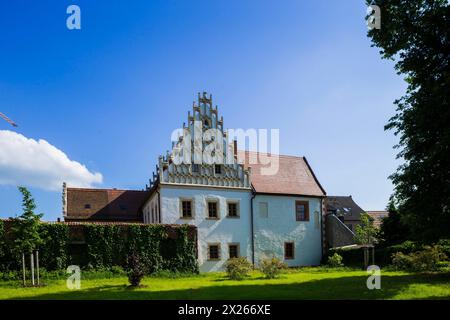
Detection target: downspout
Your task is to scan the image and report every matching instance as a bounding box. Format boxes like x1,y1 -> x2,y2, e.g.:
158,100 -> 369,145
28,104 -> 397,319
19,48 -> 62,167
320,197 -> 324,258
156,188 -> 161,223
250,189 -> 256,266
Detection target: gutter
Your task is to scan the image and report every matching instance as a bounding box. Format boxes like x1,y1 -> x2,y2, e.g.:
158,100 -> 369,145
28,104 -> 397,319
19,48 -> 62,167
250,188 -> 256,266
156,188 -> 161,223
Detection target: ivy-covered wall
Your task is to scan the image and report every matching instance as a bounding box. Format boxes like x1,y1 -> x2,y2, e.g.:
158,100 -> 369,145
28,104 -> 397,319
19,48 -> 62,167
0,221 -> 198,274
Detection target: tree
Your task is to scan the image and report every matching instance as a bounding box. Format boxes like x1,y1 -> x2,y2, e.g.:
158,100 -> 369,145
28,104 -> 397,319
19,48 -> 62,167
11,187 -> 44,286
378,198 -> 410,246
354,213 -> 377,245
366,0 -> 450,241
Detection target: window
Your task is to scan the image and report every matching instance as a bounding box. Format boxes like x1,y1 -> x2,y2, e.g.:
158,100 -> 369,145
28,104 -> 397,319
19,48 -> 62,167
207,201 -> 218,219
181,200 -> 193,218
214,164 -> 222,174
284,242 -> 294,260
192,164 -> 200,173
295,201 -> 309,221
204,119 -> 209,127
208,244 -> 220,260
228,243 -> 239,259
119,204 -> 127,211
84,204 -> 91,209
259,202 -> 268,218
227,202 -> 239,217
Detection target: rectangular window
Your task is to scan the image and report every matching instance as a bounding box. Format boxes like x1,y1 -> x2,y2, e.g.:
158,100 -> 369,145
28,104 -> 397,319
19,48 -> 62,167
192,164 -> 200,173
284,242 -> 294,260
84,204 -> 91,209
207,201 -> 218,219
295,201 -> 309,221
208,244 -> 220,260
214,164 -> 222,174
228,244 -> 239,259
227,202 -> 239,217
259,202 -> 268,218
181,200 -> 193,218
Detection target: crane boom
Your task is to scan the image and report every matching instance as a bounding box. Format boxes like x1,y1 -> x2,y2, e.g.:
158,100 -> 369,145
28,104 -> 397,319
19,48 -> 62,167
0,112 -> 18,127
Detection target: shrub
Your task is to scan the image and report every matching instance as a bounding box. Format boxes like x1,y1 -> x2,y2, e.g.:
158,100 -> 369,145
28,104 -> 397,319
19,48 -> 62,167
126,252 -> 147,287
327,253 -> 344,268
259,257 -> 287,279
391,245 -> 447,272
225,257 -> 252,280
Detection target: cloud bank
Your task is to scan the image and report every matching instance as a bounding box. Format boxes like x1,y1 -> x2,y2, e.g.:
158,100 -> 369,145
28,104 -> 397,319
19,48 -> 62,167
0,130 -> 103,191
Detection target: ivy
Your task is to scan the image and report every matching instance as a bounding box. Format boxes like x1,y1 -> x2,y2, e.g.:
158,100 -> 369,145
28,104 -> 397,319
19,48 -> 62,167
0,222 -> 198,274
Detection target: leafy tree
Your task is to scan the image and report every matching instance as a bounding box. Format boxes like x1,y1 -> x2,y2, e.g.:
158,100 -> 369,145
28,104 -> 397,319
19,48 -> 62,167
12,187 -> 44,254
354,213 -> 377,245
366,0 -> 450,241
378,198 -> 410,246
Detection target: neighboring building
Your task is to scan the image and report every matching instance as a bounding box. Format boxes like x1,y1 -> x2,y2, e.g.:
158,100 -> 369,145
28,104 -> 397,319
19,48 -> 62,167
326,196 -> 364,232
64,92 -> 327,272
367,211 -> 389,228
63,186 -> 149,223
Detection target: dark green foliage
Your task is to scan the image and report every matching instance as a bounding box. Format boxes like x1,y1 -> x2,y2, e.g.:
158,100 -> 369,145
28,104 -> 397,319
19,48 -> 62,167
392,245 -> 447,272
11,187 -> 44,254
126,251 -> 146,287
39,223 -> 69,270
366,0 -> 450,241
85,225 -> 125,269
259,257 -> 287,279
0,222 -> 198,274
327,253 -> 344,268
378,199 -> 410,246
225,257 -> 252,280
329,239 -> 450,267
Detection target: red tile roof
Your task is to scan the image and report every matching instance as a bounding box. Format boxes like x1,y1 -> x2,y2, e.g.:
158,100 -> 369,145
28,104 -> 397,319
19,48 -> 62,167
238,151 -> 326,197
66,188 -> 150,222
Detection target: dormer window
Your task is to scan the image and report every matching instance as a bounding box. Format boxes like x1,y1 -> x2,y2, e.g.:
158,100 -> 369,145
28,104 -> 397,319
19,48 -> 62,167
214,164 -> 222,174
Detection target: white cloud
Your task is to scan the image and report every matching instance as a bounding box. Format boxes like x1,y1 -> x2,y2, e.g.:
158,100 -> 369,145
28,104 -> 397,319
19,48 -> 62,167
0,130 -> 103,191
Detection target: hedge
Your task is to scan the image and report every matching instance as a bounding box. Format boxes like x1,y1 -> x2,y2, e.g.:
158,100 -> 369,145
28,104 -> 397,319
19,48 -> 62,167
327,240 -> 450,268
0,221 -> 198,274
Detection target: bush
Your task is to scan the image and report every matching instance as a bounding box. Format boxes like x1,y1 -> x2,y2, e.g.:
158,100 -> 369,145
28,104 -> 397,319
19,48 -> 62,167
259,257 -> 287,279
225,257 -> 252,280
391,245 -> 447,272
126,252 -> 147,287
327,253 -> 344,268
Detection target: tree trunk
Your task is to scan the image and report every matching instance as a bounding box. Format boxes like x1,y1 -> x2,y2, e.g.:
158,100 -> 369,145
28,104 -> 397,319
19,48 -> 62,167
36,250 -> 40,286
22,252 -> 26,287
30,252 -> 35,286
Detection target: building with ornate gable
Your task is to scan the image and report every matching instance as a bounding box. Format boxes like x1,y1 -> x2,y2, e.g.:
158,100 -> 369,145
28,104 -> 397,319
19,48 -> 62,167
64,92 -> 327,272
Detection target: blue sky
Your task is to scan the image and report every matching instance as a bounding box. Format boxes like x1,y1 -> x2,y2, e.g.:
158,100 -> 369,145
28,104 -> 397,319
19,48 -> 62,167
0,0 -> 405,221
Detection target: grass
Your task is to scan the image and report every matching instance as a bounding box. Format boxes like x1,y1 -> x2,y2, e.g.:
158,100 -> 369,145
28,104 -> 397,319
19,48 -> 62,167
0,268 -> 449,300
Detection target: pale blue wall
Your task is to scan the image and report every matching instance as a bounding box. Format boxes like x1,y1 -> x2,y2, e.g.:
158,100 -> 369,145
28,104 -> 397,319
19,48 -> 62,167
160,184 -> 252,272
253,195 -> 323,267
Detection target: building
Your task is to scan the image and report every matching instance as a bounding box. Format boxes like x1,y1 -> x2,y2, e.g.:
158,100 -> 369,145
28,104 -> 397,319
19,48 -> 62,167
326,196 -> 364,232
64,92 -> 327,272
367,211 -> 389,228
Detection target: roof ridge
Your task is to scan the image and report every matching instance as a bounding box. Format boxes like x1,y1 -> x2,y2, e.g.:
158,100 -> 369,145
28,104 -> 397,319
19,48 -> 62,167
67,187 -> 147,192
238,150 -> 305,159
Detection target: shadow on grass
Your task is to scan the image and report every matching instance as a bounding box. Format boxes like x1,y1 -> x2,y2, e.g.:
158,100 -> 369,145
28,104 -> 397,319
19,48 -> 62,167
6,273 -> 450,300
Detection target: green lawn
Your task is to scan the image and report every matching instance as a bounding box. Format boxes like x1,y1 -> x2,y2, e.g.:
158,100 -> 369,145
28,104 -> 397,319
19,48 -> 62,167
1,268 -> 449,300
